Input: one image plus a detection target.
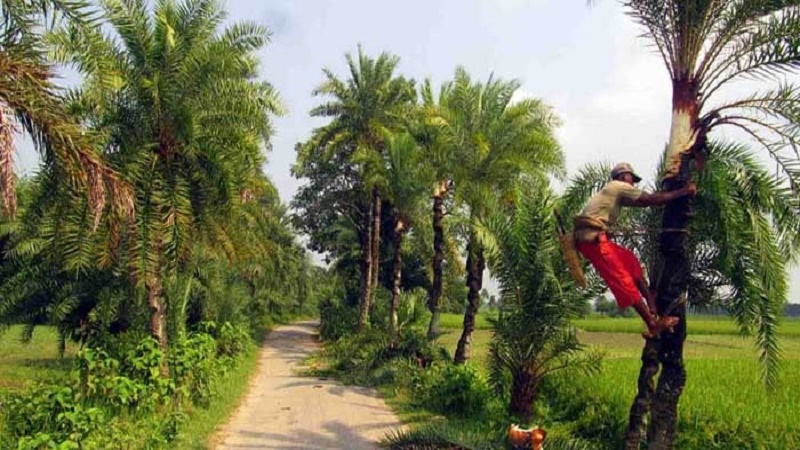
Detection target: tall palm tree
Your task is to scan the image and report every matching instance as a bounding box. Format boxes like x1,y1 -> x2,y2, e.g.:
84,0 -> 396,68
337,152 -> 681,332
601,2 -> 800,447
414,79 -> 456,340
51,0 -> 282,375
0,0 -> 128,223
439,68 -> 564,364
561,144 -> 800,448
381,131 -> 430,344
308,46 -> 416,330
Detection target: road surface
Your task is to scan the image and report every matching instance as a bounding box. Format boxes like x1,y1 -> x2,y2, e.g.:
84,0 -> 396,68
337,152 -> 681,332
214,321 -> 403,450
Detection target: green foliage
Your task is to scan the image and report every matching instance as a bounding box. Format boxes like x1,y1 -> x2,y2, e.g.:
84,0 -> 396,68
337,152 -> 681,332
382,420 -> 504,450
410,364 -> 492,419
623,0 -> 800,190
540,356 -> 800,450
318,297 -> 358,342
381,420 -> 595,450
475,183 -> 599,418
1,321 -> 249,448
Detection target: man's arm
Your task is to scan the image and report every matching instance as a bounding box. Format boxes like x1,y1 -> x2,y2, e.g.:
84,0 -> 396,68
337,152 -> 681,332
630,181 -> 697,207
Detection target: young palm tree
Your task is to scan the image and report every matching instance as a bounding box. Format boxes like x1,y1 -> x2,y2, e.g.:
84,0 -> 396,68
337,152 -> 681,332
478,182 -> 599,424
561,144 -> 800,447
437,68 -> 564,364
51,0 -> 282,374
599,2 -> 800,447
308,47 -> 416,330
0,0 -> 128,222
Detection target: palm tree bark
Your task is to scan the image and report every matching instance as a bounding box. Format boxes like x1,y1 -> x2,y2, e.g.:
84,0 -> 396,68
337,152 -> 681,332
358,203 -> 373,330
146,271 -> 169,377
369,186 -> 381,312
649,177 -> 692,450
454,241 -> 484,364
624,339 -> 660,449
0,109 -> 16,219
510,367 -> 538,425
390,217 -> 405,345
628,77 -> 700,450
427,181 -> 447,340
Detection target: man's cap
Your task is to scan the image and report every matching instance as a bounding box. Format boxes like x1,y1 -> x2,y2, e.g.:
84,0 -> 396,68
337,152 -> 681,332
611,162 -> 642,182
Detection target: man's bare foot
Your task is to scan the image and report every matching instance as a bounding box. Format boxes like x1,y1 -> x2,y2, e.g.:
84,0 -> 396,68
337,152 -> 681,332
642,316 -> 680,339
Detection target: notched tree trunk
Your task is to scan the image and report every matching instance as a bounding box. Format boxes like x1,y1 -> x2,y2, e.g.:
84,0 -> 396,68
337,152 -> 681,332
627,77 -> 700,450
454,242 -> 484,364
427,180 -> 448,340
146,272 -> 169,378
0,109 -> 17,219
369,186 -> 381,314
358,204 -> 373,331
624,339 -> 660,449
390,216 -> 406,346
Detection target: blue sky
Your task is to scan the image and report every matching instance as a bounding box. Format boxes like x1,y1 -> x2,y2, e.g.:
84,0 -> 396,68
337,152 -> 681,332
15,0 -> 800,302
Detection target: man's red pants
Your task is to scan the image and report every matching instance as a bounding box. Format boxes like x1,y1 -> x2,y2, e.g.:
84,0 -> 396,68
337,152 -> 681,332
576,234 -> 643,309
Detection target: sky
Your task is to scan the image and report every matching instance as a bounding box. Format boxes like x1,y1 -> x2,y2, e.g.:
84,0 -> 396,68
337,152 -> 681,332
14,0 -> 800,302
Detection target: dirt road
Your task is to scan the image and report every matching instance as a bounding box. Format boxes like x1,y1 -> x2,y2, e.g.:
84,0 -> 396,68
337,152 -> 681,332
214,321 -> 403,449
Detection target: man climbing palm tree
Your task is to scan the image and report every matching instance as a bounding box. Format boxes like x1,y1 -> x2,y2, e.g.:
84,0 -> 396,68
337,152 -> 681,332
573,162 -> 696,338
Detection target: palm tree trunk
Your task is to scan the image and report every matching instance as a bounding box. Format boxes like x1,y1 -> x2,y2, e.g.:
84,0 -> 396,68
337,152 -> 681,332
510,367 -> 538,425
146,272 -> 169,377
454,240 -> 484,364
628,77 -> 699,450
369,186 -> 382,312
358,205 -> 373,331
0,109 -> 17,219
624,339 -> 660,449
390,217 -> 405,345
427,181 -> 447,340
649,189 -> 691,450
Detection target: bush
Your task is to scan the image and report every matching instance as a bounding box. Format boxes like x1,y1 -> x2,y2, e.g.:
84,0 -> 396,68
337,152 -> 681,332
197,321 -> 251,357
318,297 -> 358,341
411,364 -> 492,419
1,321 -> 248,448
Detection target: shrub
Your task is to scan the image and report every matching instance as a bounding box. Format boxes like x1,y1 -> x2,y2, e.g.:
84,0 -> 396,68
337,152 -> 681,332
318,297 -> 358,341
1,321 -> 247,448
411,364 -> 492,419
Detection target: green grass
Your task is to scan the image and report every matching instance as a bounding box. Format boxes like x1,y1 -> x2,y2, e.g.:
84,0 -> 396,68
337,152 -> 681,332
560,359 -> 800,448
0,326 -> 75,395
437,312 -> 494,331
1,325 -> 272,449
575,315 -> 800,336
439,311 -> 800,336
436,314 -> 800,448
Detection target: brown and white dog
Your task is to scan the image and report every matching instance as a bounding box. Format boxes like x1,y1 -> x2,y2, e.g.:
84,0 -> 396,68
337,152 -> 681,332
508,424 -> 546,450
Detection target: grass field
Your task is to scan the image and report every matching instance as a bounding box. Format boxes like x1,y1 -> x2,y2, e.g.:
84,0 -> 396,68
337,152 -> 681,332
0,325 -> 265,449
436,312 -> 800,448
0,326 -> 75,394
575,315 -> 800,336
437,312 -> 800,336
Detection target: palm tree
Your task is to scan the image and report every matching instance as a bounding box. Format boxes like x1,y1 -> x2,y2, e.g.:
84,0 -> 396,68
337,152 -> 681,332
438,68 -> 564,364
0,0 -> 128,223
51,0 -> 282,375
381,131 -> 430,344
414,79 -> 457,340
597,2 -> 800,447
478,181 -> 599,424
561,144 -> 800,447
308,46 -> 416,330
